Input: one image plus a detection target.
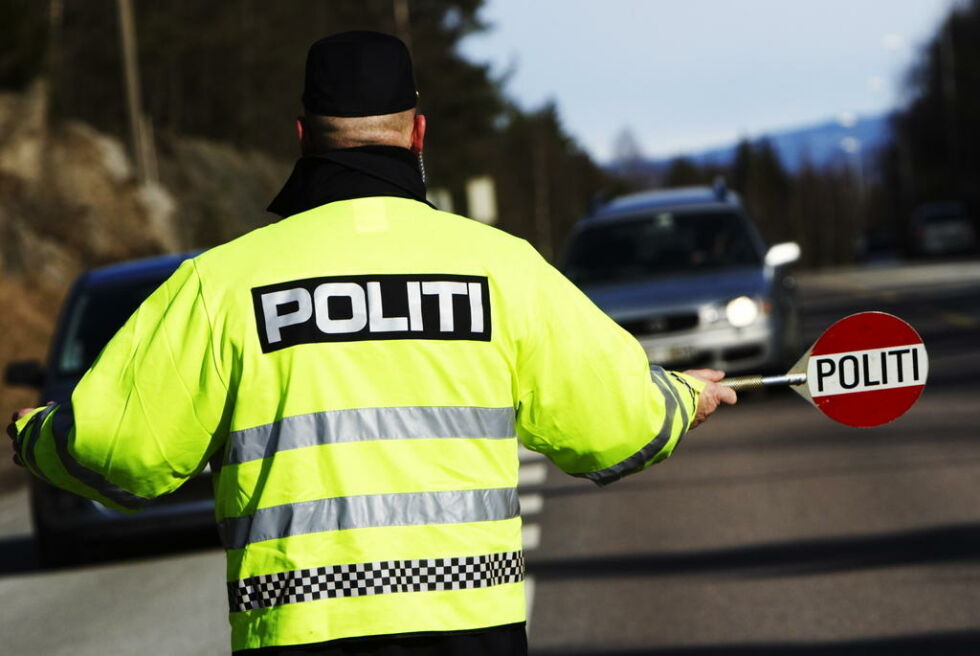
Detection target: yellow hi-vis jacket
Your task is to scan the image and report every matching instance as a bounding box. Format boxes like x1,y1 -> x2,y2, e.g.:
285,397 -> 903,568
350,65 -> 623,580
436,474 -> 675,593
15,197 -> 705,652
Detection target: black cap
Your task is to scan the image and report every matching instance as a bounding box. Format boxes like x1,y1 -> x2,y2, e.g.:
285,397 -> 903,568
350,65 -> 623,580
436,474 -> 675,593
302,31 -> 417,117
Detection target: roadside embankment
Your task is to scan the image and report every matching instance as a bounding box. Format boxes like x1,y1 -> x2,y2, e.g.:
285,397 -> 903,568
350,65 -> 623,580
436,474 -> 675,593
0,80 -> 287,490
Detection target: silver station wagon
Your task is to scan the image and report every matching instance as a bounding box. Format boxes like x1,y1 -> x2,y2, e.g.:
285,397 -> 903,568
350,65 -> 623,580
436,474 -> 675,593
563,183 -> 802,375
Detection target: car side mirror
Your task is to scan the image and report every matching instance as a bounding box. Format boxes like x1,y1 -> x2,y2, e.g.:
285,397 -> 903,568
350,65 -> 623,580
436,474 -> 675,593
4,360 -> 46,388
765,242 -> 801,268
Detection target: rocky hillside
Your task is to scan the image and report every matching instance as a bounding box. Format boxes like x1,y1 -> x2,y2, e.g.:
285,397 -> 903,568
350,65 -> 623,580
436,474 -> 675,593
0,81 -> 288,487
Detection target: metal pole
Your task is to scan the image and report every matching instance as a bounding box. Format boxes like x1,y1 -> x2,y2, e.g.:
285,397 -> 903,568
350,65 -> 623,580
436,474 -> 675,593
720,373 -> 807,391
116,0 -> 148,184
46,0 -> 64,81
940,14 -> 959,191
392,0 -> 413,53
533,128 -> 554,261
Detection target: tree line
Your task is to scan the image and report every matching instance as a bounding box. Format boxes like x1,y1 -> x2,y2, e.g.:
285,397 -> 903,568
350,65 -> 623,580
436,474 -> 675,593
881,0 -> 980,251
2,0 -> 978,267
0,0 -> 606,261
619,0 -> 980,268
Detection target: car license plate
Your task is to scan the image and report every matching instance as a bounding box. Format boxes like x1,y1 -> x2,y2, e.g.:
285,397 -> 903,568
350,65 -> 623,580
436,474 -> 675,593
644,344 -> 696,364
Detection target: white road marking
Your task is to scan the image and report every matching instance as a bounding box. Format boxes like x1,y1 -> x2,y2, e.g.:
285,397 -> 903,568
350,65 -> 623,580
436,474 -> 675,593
941,311 -> 979,328
516,448 -> 546,632
518,462 -> 548,486
519,493 -> 543,516
521,523 -> 541,550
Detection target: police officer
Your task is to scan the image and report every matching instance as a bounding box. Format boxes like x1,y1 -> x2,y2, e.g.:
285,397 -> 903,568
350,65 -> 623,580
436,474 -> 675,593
7,31 -> 735,655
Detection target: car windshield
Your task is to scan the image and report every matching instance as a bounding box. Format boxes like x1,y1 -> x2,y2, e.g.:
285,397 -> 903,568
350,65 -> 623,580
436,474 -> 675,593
564,210 -> 762,286
56,277 -> 167,377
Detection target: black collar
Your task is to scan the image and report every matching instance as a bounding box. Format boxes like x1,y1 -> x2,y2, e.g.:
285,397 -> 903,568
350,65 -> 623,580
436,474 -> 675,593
267,145 -> 433,218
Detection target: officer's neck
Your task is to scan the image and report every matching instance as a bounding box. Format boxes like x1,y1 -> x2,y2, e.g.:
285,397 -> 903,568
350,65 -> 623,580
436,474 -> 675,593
267,146 -> 430,218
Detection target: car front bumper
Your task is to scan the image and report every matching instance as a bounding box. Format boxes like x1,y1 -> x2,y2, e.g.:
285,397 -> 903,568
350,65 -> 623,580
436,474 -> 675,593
634,319 -> 777,374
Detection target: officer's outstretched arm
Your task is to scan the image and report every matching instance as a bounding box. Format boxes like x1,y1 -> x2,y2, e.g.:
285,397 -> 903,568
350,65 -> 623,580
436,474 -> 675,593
12,260 -> 232,512
514,245 -> 708,486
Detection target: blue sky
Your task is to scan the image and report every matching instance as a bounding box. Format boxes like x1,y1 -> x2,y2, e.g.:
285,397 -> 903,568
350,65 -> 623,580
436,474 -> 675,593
459,0 -> 955,162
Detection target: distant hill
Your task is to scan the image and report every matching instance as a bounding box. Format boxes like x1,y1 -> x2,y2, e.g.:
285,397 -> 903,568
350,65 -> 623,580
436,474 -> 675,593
614,113 -> 891,176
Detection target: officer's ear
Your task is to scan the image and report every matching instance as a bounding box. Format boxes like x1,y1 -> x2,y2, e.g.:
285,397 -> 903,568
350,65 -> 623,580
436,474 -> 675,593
296,116 -> 311,155
410,113 -> 426,155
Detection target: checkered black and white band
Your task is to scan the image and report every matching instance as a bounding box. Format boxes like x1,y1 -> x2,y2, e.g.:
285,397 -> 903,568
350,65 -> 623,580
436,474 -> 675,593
228,550 -> 525,613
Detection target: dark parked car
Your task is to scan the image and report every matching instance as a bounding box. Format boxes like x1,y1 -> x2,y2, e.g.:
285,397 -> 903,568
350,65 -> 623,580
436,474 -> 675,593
5,252 -> 216,565
908,201 -> 977,258
563,183 -> 801,375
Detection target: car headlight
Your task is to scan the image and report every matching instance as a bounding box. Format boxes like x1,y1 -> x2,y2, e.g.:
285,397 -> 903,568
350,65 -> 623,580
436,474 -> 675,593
725,296 -> 759,327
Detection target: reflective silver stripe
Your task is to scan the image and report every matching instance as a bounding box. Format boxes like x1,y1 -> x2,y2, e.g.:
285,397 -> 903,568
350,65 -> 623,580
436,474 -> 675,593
228,550 -> 525,613
219,487 -> 519,550
572,367 -> 679,487
668,369 -> 699,412
225,406 -> 516,465
20,404 -> 56,478
49,402 -> 149,510
655,367 -> 690,431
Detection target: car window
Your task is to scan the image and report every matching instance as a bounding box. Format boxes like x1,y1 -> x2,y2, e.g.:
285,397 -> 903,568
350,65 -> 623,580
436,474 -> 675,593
57,278 -> 168,377
565,210 -> 762,286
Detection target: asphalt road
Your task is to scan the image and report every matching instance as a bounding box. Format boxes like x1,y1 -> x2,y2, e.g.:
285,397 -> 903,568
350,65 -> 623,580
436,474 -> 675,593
0,260 -> 978,655
527,260 -> 980,654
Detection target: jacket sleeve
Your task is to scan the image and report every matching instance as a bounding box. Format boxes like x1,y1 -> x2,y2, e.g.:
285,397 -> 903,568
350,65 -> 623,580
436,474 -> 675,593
513,243 -> 705,486
14,259 -> 233,512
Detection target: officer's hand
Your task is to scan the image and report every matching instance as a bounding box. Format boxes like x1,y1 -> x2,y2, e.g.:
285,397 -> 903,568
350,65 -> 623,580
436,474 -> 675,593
683,369 -> 737,429
6,407 -> 42,467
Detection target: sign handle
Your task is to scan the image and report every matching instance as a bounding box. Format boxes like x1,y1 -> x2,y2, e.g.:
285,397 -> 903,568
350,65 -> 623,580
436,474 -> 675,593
720,373 -> 807,391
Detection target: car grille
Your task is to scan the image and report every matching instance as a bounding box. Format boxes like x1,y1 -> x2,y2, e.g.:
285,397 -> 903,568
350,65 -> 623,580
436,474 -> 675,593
619,313 -> 699,336
723,344 -> 764,362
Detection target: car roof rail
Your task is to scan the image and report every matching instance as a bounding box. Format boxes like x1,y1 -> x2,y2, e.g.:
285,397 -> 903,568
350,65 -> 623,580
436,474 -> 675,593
586,190 -> 612,218
712,176 -> 728,201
